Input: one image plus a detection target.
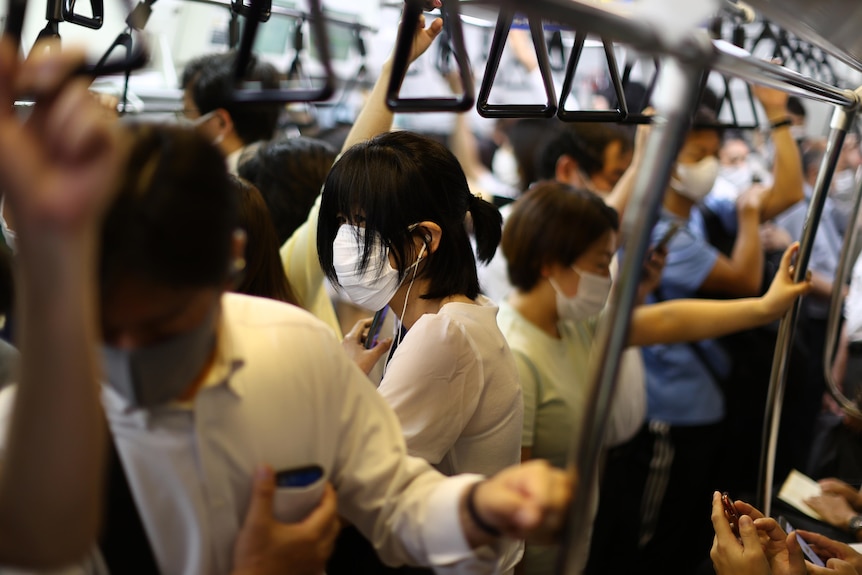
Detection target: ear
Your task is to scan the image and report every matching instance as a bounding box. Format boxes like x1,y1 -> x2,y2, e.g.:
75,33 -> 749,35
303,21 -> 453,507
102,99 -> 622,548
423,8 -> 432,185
555,155 -> 581,187
214,108 -> 233,134
413,221 -> 442,256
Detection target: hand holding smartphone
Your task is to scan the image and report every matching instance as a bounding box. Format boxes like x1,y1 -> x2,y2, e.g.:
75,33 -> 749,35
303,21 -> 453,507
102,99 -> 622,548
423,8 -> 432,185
653,222 -> 681,254
777,516 -> 826,567
722,492 -> 741,538
364,308 -> 389,350
272,464 -> 327,523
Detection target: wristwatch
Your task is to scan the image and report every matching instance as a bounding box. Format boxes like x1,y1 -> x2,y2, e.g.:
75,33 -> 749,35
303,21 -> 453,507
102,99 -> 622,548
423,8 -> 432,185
848,514 -> 862,534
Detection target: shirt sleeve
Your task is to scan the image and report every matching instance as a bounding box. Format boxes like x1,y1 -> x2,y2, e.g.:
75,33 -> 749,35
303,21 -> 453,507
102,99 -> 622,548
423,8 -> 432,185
322,327 -> 504,572
279,192 -> 342,338
661,226 -> 721,295
511,351 -> 539,449
377,314 -> 484,465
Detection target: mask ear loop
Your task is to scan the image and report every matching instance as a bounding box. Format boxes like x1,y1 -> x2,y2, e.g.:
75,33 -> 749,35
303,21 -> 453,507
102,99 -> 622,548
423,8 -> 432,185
383,241 -> 428,378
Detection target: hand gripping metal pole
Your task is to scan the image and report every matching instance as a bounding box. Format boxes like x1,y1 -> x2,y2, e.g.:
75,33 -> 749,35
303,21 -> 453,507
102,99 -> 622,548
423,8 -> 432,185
757,100 -> 859,516
555,54 -> 706,575
824,87 -> 862,421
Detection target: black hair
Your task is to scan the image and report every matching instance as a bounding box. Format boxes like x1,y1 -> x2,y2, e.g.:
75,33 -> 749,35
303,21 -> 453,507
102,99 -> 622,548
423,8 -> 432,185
238,137 -> 337,245
598,79 -> 649,112
230,176 -> 299,306
100,124 -> 238,290
503,181 -> 619,292
538,122 -> 633,180
787,96 -> 807,118
503,118 -> 558,191
317,131 -> 502,301
181,52 -> 281,145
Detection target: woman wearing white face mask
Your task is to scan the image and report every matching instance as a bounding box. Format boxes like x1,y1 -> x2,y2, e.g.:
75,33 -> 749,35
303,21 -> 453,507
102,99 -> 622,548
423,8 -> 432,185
317,130 -> 524,575
318,129 -> 522,480
497,181 -> 811,575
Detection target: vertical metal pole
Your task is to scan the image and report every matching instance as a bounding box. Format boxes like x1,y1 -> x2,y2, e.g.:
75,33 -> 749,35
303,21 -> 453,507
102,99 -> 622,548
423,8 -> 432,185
824,112 -> 862,417
555,56 -> 704,575
757,103 -> 858,516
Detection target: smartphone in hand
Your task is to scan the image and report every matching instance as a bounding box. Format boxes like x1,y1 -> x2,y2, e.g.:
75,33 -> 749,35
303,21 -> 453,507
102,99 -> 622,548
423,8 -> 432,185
777,516 -> 826,567
722,492 -> 741,538
364,307 -> 389,350
272,464 -> 326,523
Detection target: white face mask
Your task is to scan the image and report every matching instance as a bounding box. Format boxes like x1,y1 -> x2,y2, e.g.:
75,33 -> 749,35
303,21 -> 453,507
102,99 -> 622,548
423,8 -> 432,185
831,169 -> 857,202
672,156 -> 720,202
719,164 -> 753,194
332,224 -> 425,311
550,267 -> 612,322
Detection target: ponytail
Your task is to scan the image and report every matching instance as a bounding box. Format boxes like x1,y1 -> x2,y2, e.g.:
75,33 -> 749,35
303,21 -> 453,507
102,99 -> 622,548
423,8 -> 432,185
468,194 -> 503,265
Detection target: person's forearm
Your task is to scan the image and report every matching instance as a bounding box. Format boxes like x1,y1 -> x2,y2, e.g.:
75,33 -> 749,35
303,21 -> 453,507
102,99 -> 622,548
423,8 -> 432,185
730,212 -> 765,294
0,231 -> 105,566
761,121 -> 804,221
450,112 -> 488,183
603,155 -> 642,222
810,271 -> 835,300
630,296 -> 774,347
341,62 -> 396,154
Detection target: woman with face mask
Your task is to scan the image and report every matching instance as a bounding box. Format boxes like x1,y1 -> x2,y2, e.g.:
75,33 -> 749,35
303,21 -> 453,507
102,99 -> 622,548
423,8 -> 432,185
318,129 -> 521,479
498,181 -> 811,575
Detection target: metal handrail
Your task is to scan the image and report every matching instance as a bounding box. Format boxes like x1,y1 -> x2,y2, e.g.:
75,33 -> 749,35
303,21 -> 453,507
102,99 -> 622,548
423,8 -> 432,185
475,8 -> 557,119
757,103 -> 859,516
231,0 -> 335,103
556,56 -> 708,575
3,0 -> 148,77
386,0 -> 474,112
824,109 -> 862,421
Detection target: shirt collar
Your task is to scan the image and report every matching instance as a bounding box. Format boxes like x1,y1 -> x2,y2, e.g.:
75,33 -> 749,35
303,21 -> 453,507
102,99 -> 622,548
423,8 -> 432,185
102,297 -> 247,424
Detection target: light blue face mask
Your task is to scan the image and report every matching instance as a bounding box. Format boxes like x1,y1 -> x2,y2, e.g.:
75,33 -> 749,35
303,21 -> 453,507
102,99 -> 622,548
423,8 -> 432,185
101,306 -> 219,408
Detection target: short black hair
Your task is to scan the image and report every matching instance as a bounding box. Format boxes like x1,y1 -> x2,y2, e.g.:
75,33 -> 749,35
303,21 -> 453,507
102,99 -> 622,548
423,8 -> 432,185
538,122 -> 633,180
238,137 -> 337,245
182,52 -> 281,145
503,181 -> 619,292
100,124 -> 238,291
317,131 -> 502,301
502,118 -> 558,191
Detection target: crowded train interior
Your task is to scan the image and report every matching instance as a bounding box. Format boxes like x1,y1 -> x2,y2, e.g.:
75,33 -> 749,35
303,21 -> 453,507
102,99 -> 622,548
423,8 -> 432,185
1,0 -> 862,573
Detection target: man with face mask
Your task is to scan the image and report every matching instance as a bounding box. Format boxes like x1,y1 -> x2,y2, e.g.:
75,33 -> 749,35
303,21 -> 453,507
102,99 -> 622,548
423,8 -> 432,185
180,52 -> 281,175
587,86 -> 804,575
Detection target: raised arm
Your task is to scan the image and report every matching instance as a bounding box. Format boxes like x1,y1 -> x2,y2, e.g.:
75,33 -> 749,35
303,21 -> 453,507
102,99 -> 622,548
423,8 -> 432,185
629,243 -> 810,346
603,118 -> 650,221
754,85 -> 804,222
341,14 -> 444,154
0,40 -> 125,566
699,186 -> 766,296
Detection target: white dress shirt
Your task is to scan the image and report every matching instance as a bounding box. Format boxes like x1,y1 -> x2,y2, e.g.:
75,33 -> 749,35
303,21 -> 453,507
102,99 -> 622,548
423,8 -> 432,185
381,297 -> 523,478
0,294 -> 507,575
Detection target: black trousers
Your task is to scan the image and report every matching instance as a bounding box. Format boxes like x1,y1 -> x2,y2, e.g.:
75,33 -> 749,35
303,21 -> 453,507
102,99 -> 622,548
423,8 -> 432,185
587,421 -> 723,575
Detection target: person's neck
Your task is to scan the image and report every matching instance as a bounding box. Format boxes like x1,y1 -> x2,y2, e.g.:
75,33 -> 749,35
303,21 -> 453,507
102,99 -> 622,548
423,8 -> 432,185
220,136 -> 245,158
663,188 -> 696,218
508,282 -> 561,339
390,278 -> 474,331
